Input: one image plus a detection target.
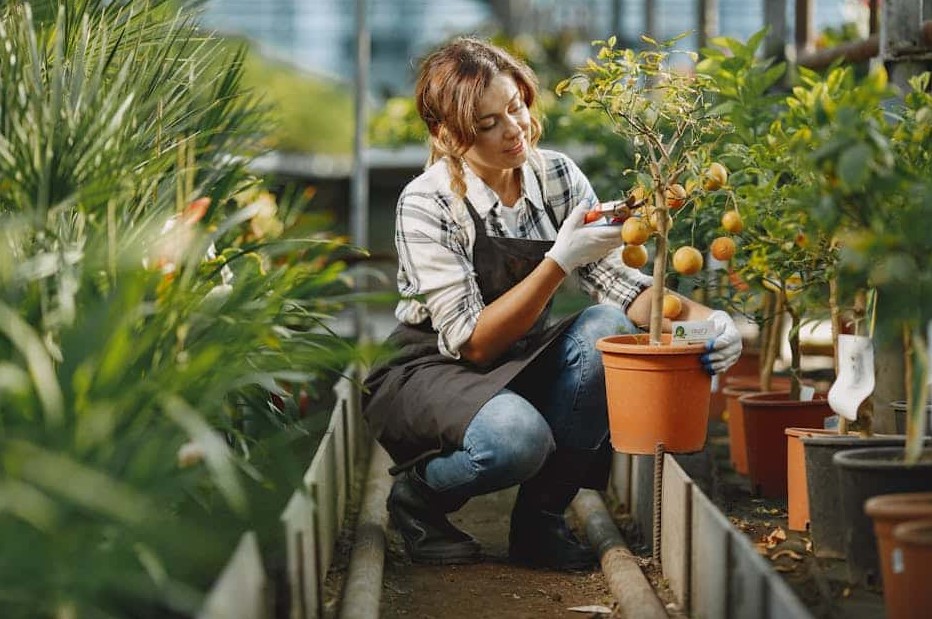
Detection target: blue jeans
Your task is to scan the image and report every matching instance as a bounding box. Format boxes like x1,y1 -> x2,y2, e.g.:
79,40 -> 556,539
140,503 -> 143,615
422,304 -> 637,497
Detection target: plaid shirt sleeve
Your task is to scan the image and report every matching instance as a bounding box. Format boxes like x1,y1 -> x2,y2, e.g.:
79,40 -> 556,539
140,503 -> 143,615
540,150 -> 653,311
394,182 -> 483,359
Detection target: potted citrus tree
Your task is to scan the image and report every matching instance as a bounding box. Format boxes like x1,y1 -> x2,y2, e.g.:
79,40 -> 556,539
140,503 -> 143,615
557,34 -> 741,454
805,68 -> 932,589
691,29 -> 797,472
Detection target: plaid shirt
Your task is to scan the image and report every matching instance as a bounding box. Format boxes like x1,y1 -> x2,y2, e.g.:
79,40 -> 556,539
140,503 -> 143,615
394,148 -> 653,359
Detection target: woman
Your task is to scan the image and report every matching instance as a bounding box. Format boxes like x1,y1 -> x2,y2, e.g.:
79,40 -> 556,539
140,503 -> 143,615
363,37 -> 741,570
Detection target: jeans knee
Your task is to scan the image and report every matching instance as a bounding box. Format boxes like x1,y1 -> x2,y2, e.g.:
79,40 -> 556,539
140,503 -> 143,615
472,394 -> 555,482
576,304 -> 637,343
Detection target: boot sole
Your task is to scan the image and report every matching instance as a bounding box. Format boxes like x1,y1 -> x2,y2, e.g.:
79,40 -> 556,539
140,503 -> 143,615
388,511 -> 483,565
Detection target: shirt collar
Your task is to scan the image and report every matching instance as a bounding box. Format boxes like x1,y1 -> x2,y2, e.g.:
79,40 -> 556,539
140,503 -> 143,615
462,159 -> 544,218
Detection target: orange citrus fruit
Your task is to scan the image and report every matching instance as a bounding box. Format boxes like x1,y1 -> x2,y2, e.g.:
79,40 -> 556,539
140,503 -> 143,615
662,294 -> 683,319
665,184 -> 687,210
621,217 -> 651,245
672,246 -> 704,276
722,210 -> 744,234
710,236 -> 737,261
621,244 -> 649,268
704,162 -> 729,191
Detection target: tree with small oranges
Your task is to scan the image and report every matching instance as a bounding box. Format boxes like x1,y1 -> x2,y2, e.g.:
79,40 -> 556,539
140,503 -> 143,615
558,34 -> 740,343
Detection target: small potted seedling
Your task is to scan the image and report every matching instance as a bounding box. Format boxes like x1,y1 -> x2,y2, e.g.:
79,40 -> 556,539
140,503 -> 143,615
558,34 -> 740,454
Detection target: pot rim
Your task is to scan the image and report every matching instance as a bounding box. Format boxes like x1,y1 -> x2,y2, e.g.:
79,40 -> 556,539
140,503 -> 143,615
892,518 -> 932,545
786,427 -> 845,439
801,434 -> 910,447
596,333 -> 707,356
738,390 -> 827,406
888,400 -> 932,412
832,446 -> 932,470
865,492 -> 932,519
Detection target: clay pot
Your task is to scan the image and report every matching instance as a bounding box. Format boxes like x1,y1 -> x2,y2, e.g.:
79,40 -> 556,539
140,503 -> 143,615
739,391 -> 833,498
723,375 -> 792,475
597,333 -> 711,454
891,518 -> 932,619
864,493 -> 932,617
833,447 -> 932,586
785,427 -> 844,531
709,348 -> 761,422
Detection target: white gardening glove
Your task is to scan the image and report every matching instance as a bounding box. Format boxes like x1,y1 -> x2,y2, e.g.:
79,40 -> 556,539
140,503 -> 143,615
545,202 -> 624,274
702,310 -> 743,375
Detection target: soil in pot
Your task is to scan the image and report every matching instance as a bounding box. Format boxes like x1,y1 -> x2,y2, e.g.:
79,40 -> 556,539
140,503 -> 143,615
740,391 -> 832,498
864,493 -> 932,618
597,333 -> 711,455
891,518 -> 932,619
803,434 -> 916,559
833,446 -> 932,587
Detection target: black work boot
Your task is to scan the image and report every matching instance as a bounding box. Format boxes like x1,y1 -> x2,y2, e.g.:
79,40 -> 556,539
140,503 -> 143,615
386,468 -> 481,565
508,482 -> 598,570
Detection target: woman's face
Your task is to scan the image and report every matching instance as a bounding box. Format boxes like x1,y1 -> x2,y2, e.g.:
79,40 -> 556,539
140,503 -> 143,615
462,73 -> 530,176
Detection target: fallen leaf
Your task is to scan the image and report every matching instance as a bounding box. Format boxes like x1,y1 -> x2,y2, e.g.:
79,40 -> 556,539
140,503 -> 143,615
843,587 -> 852,598
805,538 -> 813,553
754,542 -> 770,555
771,549 -> 804,561
764,526 -> 787,548
567,605 -> 613,614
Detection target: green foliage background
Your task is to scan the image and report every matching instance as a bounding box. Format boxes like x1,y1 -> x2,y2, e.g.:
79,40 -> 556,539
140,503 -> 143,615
0,1 -> 361,616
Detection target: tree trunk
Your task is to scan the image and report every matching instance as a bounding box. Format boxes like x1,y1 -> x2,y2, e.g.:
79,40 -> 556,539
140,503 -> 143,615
787,301 -> 801,401
649,189 -> 667,345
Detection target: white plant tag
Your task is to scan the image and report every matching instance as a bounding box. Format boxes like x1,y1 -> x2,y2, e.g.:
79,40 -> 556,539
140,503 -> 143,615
800,385 -> 816,402
828,334 -> 875,420
671,320 -> 715,345
711,373 -> 720,393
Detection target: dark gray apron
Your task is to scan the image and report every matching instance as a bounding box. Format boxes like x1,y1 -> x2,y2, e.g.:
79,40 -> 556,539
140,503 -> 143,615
363,183 -> 580,475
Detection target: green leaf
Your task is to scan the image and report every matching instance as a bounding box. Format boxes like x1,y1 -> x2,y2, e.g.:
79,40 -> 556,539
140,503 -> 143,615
837,143 -> 873,187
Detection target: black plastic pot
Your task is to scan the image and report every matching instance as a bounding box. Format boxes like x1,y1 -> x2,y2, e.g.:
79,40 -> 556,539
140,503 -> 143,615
833,446 -> 932,587
803,434 -> 909,558
889,400 -> 932,435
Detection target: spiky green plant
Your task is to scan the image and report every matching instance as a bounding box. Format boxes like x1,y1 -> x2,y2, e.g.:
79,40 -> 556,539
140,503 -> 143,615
0,1 -> 363,616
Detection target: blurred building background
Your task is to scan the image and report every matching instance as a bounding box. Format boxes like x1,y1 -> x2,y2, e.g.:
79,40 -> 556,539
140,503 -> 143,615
201,0 -> 866,99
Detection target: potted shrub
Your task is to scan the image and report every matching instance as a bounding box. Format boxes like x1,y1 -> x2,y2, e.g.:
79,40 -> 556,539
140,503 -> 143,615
710,59 -> 851,498
692,29 -> 798,474
557,34 -> 742,454
808,69 -> 932,587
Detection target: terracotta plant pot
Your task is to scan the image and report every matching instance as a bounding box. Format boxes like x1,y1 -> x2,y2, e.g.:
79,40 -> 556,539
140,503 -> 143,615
833,447 -> 932,587
785,427 -> 843,531
597,333 -> 711,454
739,391 -> 833,498
723,375 -> 792,475
891,518 -> 932,619
803,434 -> 915,559
708,348 -> 760,422
864,493 -> 932,617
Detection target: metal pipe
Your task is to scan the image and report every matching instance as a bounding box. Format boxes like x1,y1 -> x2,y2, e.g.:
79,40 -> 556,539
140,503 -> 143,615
338,444 -> 393,619
351,0 -> 371,342
571,490 -> 668,619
